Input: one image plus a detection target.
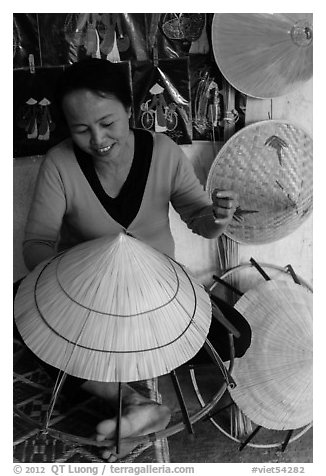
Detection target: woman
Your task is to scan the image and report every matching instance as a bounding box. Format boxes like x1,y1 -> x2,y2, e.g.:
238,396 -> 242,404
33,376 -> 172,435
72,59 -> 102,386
16,58 -> 247,460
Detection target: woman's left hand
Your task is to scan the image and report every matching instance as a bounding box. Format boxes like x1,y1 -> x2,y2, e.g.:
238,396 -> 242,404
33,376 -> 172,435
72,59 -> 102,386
211,189 -> 238,226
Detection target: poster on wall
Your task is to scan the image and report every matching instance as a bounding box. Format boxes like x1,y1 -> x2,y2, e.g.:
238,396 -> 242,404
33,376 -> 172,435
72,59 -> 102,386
156,13 -> 210,59
38,13 -> 148,65
13,67 -> 69,158
132,58 -> 192,144
189,54 -> 225,142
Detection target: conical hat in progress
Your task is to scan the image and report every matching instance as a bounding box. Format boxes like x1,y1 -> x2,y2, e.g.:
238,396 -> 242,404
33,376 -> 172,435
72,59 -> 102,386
212,13 -> 313,98
206,120 -> 313,244
14,233 -> 212,383
229,280 -> 312,430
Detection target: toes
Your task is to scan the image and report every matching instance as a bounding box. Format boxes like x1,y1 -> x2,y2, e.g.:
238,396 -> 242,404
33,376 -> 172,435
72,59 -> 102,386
108,454 -> 119,462
101,449 -> 118,461
95,433 -> 119,461
96,418 -> 116,439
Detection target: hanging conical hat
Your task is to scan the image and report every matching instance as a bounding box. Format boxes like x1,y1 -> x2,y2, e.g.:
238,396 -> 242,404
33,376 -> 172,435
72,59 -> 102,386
229,279 -> 312,430
206,120 -> 313,244
149,83 -> 164,95
14,233 -> 212,383
212,13 -> 313,98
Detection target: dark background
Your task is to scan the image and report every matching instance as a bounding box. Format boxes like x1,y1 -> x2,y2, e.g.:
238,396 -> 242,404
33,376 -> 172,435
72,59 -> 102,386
13,13 -> 245,157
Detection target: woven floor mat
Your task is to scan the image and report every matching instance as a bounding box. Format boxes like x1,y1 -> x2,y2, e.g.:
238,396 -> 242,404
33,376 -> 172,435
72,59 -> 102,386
13,341 -> 170,463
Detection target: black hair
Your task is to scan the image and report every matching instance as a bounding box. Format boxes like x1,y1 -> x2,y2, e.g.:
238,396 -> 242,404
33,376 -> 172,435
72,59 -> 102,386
54,58 -> 132,118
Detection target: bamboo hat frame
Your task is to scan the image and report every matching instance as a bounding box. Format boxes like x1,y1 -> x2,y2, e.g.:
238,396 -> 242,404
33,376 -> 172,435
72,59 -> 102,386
211,13 -> 313,99
191,261 -> 313,450
229,279 -> 312,431
206,120 -> 313,244
14,233 -> 212,383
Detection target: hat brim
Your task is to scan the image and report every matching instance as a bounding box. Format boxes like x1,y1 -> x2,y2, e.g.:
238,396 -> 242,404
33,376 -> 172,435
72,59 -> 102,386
15,234 -> 212,382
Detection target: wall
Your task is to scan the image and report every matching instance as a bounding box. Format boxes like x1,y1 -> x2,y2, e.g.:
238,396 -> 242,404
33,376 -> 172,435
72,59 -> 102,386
13,156 -> 42,281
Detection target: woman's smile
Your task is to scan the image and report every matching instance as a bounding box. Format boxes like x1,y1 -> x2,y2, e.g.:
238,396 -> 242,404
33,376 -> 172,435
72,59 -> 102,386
92,143 -> 115,156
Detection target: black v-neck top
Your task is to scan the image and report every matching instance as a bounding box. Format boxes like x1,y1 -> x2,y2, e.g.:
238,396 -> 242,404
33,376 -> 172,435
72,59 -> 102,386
73,129 -> 153,228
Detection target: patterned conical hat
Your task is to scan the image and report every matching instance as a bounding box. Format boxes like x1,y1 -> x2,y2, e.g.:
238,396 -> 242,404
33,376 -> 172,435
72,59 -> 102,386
14,233 -> 212,382
206,120 -> 313,244
212,13 -> 313,98
229,279 -> 313,430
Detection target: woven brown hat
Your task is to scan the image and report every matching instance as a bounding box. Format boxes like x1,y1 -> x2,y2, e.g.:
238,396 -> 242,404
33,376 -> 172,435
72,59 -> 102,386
14,233 -> 212,383
229,280 -> 312,430
206,120 -> 313,244
212,13 -> 313,98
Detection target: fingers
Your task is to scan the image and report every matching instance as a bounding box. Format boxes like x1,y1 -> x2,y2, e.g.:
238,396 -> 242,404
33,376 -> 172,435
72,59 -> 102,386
212,189 -> 238,204
211,189 -> 239,224
214,197 -> 236,210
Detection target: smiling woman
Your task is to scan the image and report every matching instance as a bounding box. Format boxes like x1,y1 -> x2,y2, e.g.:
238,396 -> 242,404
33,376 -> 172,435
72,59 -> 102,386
57,59 -> 133,170
15,58 -> 245,461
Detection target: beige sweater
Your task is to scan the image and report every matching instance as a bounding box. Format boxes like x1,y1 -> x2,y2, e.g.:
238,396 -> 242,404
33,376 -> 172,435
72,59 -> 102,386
23,132 -> 221,270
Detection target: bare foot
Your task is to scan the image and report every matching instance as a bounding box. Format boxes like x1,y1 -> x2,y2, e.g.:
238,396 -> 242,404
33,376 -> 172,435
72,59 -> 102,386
96,437 -> 152,462
96,401 -> 171,461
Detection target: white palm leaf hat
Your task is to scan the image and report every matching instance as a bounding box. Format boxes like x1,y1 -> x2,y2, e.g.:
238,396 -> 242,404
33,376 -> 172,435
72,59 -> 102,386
229,279 -> 313,430
14,233 -> 212,383
211,13 -> 313,99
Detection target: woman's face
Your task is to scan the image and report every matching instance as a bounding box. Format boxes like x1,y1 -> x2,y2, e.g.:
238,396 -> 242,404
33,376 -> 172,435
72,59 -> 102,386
62,89 -> 132,162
